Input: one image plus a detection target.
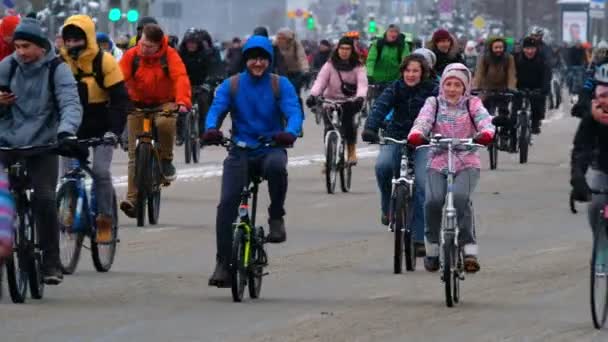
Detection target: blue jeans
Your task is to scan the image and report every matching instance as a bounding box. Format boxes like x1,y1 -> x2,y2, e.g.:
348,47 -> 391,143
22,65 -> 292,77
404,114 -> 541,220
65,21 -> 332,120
375,144 -> 428,242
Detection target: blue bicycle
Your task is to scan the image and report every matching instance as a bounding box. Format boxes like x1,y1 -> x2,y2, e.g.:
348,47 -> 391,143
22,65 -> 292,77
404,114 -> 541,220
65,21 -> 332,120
57,137 -> 119,274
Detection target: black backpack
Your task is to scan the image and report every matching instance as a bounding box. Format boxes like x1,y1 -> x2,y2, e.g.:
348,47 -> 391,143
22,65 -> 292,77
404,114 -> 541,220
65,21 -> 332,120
72,49 -> 107,90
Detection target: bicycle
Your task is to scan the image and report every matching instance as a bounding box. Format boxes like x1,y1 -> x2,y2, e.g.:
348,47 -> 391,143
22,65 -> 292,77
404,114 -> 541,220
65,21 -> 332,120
132,105 -> 176,227
471,89 -> 515,170
208,138 -> 280,303
319,97 -> 360,194
419,135 -> 483,307
571,190 -> 608,329
378,136 -> 417,274
567,65 -> 585,103
514,89 -> 543,164
183,86 -> 203,164
0,144 -> 57,303
57,137 -> 119,275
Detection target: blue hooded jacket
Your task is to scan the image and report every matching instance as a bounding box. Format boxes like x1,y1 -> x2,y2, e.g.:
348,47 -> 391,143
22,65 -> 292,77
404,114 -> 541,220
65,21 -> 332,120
205,35 -> 303,149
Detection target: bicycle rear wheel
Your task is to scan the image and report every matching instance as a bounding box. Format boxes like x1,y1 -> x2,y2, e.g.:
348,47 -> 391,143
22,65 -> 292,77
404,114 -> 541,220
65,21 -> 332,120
184,113 -> 192,164
91,191 -> 118,272
6,209 -> 28,303
591,222 -> 608,329
56,182 -> 84,275
325,132 -> 338,194
28,206 -> 43,300
148,154 -> 161,225
231,228 -> 247,302
519,113 -> 530,164
443,241 -> 456,307
135,143 -> 153,227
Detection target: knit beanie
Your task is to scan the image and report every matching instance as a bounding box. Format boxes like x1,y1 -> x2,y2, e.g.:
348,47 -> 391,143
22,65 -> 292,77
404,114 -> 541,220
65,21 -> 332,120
441,63 -> 472,93
0,16 -> 20,39
13,18 -> 49,49
412,48 -> 437,69
432,29 -> 452,43
62,24 -> 86,41
338,36 -> 354,48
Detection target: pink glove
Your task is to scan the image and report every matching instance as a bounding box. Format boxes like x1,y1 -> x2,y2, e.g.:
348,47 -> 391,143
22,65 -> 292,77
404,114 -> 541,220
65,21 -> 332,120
407,131 -> 425,146
474,130 -> 494,146
178,105 -> 189,113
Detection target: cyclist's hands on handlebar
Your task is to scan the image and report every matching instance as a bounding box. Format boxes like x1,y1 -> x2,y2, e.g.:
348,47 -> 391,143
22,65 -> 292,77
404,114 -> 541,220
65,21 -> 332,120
407,131 -> 427,146
571,174 -> 592,202
305,95 -> 318,109
361,128 -> 379,143
273,132 -> 296,147
201,128 -> 224,145
57,132 -> 89,160
103,132 -> 119,146
473,130 -> 494,146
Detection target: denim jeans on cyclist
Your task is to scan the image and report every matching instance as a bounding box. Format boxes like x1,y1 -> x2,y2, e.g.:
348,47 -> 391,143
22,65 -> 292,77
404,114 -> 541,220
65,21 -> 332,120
589,170 -> 608,230
215,148 -> 288,262
375,144 -> 427,242
425,168 -> 479,257
62,145 -> 114,217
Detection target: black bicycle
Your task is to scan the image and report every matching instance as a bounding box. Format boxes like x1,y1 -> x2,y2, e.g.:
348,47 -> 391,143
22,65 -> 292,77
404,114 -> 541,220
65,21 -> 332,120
183,86 -> 203,164
378,136 -> 417,273
57,137 -> 119,274
572,190 -> 608,329
0,144 -> 57,303
514,89 -> 543,164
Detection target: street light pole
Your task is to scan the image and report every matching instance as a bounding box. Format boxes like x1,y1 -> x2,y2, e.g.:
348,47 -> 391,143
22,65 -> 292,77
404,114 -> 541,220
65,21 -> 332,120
516,0 -> 524,38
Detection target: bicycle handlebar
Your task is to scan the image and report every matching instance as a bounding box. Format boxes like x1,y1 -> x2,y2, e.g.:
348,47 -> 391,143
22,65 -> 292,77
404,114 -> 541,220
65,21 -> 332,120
203,136 -> 293,150
381,137 -> 409,145
417,136 -> 484,150
0,143 -> 58,153
470,89 -> 516,97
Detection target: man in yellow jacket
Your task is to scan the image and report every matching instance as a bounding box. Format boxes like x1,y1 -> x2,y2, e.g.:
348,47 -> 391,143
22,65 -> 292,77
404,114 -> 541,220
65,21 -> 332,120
60,14 -> 129,242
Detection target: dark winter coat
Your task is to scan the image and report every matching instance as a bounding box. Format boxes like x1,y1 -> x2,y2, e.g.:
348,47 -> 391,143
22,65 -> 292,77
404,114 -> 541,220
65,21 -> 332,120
514,51 -> 551,93
312,50 -> 330,70
365,78 -> 439,139
571,114 -> 608,177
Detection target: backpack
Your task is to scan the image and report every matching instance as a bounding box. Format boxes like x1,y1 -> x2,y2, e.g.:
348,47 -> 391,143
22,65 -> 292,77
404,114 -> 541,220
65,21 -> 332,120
132,53 -> 170,78
8,56 -> 63,109
73,49 -> 107,90
229,73 -> 280,99
374,38 -> 406,67
431,96 -> 478,131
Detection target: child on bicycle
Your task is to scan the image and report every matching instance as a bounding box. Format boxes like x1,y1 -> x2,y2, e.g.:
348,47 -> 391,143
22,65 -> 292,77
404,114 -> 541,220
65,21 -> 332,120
408,63 -> 495,273
0,165 -> 14,259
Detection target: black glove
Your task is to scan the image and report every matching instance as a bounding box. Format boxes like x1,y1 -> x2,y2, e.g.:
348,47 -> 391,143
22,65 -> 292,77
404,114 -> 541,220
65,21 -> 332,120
201,128 -> 224,145
571,174 -> 591,202
571,102 -> 585,118
57,132 -> 89,160
103,132 -> 119,146
305,95 -> 317,109
361,128 -> 379,143
273,132 -> 296,147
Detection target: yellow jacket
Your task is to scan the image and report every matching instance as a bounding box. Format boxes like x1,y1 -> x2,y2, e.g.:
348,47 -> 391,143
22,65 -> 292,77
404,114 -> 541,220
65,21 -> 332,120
60,15 -> 124,104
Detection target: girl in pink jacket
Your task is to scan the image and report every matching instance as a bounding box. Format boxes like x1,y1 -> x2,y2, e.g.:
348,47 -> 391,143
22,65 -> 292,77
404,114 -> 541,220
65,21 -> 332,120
408,63 -> 495,274
307,37 -> 368,163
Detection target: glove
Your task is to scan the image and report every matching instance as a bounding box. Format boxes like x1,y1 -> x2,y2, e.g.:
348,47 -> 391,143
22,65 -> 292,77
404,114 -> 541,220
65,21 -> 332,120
178,105 -> 189,114
474,130 -> 494,146
201,128 -> 224,145
305,95 -> 317,109
361,128 -> 379,143
571,103 -> 584,118
571,174 -> 591,202
57,132 -> 89,160
273,132 -> 296,147
103,132 -> 118,146
407,131 -> 426,146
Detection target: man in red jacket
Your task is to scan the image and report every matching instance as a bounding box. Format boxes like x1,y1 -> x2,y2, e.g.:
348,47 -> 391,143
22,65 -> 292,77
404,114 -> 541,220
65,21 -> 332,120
0,16 -> 20,60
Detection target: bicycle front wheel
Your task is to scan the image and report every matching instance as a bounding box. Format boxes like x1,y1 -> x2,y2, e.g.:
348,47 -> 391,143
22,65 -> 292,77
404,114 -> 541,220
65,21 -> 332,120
488,142 -> 498,170
325,132 -> 338,194
231,228 -> 247,302
148,153 -> 162,225
56,181 -> 84,275
443,242 -> 455,308
191,111 -> 201,164
248,228 -> 264,299
6,209 -> 29,303
184,113 -> 192,164
340,144 -> 352,193
519,113 -> 530,164
135,143 -> 153,227
393,186 -> 405,274
591,223 -> 608,329
91,191 -> 118,272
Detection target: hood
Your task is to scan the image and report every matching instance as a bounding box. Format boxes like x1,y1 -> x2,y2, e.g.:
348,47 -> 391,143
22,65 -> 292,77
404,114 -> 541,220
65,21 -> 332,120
427,34 -> 460,58
61,15 -> 98,62
439,63 -> 472,98
242,35 -> 274,65
486,36 -> 506,50
96,32 -> 114,50
276,27 -> 295,40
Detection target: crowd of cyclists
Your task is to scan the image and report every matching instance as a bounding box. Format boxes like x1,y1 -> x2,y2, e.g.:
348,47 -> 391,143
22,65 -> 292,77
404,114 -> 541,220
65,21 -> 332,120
0,11 -> 605,300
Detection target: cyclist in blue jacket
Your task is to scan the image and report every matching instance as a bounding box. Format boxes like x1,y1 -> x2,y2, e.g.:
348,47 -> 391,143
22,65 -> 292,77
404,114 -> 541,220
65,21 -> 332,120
202,35 -> 303,288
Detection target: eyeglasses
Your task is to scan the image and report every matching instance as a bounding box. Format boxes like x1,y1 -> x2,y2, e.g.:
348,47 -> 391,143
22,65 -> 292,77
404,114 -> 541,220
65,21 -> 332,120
247,57 -> 269,63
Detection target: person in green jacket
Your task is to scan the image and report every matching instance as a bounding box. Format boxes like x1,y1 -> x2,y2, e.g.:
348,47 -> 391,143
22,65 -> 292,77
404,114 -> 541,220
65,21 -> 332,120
366,24 -> 410,84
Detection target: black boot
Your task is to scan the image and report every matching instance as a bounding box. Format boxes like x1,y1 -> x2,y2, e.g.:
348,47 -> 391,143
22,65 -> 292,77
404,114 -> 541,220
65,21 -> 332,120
208,259 -> 231,288
267,218 -> 286,243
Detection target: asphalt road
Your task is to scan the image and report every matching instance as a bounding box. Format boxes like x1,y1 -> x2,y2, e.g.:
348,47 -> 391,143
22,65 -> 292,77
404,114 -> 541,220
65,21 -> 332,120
1,104 -> 607,342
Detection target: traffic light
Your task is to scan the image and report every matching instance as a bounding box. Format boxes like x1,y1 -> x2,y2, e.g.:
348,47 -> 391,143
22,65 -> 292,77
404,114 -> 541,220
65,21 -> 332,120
307,16 -> 315,30
368,18 -> 377,34
127,9 -> 139,23
108,8 -> 121,22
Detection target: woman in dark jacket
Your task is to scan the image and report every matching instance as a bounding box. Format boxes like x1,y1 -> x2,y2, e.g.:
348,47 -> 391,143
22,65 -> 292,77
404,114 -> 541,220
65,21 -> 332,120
362,54 -> 439,253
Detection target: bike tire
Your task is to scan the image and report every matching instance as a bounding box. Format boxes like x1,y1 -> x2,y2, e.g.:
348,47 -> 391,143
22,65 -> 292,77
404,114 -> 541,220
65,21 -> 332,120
56,182 -> 84,275
443,242 -> 455,308
231,228 -> 247,302
519,113 -> 529,164
340,145 -> 352,193
28,206 -> 44,300
453,250 -> 461,304
488,142 -> 498,170
591,223 -> 608,329
392,187 -> 405,274
6,210 -> 28,303
148,154 -> 161,225
191,110 -> 201,164
184,113 -> 192,164
91,191 -> 118,272
325,132 -> 338,194
135,143 -> 153,227
248,228 -> 263,299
